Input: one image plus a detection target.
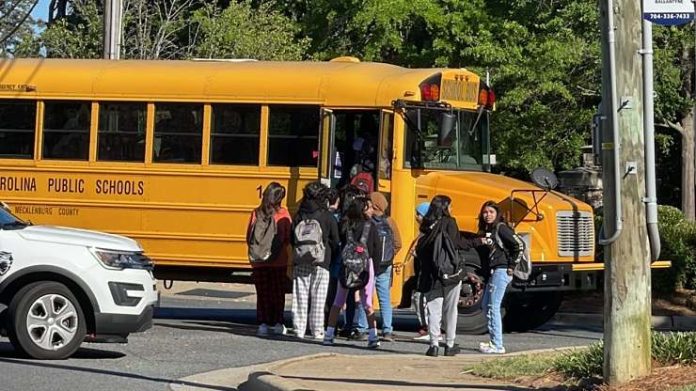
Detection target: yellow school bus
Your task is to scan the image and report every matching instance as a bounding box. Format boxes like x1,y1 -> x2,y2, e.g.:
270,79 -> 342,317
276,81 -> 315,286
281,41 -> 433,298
0,57 -> 599,332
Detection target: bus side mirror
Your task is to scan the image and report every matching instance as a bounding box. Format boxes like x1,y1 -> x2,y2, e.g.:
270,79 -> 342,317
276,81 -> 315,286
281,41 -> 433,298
438,112 -> 455,146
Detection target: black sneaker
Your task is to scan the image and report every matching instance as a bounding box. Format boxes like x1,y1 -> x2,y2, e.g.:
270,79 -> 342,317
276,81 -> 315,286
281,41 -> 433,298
381,332 -> 395,342
348,330 -> 368,341
444,344 -> 461,356
425,346 -> 439,357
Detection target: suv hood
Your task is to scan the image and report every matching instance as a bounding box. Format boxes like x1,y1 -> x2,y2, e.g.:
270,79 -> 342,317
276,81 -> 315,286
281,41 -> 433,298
16,225 -> 142,252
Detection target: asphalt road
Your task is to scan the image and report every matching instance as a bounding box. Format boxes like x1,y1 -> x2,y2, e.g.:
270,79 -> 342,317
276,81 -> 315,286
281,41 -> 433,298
0,286 -> 602,391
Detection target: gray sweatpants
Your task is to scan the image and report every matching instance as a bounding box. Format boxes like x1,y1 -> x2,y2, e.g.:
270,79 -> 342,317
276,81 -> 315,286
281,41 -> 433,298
425,281 -> 462,348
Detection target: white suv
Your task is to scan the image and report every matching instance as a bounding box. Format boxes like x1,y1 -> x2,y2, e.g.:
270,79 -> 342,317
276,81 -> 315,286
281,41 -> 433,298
0,203 -> 158,359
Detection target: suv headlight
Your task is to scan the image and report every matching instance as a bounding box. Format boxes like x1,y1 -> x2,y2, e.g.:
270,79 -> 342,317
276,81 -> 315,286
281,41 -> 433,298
90,248 -> 153,270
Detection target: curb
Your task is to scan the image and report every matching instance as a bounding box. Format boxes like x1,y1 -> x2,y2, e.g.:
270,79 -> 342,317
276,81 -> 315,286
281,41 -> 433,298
553,312 -> 696,331
243,371 -> 309,391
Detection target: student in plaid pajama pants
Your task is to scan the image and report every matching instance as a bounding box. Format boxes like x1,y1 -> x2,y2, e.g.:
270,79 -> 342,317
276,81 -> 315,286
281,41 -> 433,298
291,182 -> 339,339
246,182 -> 292,337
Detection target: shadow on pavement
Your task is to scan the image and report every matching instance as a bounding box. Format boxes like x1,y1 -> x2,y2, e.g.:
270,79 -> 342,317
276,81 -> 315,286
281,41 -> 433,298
0,342 -> 125,359
0,354 -> 237,391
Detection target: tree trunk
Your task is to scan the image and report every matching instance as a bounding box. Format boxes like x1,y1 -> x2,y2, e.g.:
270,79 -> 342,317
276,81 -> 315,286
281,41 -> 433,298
599,0 -> 652,385
682,110 -> 695,221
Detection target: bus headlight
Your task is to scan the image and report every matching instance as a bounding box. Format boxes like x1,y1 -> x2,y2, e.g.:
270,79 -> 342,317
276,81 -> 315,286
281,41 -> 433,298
90,248 -> 153,270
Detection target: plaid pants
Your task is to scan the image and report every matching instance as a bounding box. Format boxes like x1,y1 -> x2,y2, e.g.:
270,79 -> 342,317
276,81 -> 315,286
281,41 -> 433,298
292,263 -> 329,337
252,267 -> 287,326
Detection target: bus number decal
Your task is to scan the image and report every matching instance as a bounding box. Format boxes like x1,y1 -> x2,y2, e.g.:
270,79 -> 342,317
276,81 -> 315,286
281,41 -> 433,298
257,185 -> 263,199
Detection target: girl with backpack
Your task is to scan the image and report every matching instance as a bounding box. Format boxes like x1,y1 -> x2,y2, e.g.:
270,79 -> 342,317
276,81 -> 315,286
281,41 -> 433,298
323,195 -> 382,348
291,182 -> 340,340
477,201 -> 523,354
416,195 -> 480,357
246,182 -> 292,337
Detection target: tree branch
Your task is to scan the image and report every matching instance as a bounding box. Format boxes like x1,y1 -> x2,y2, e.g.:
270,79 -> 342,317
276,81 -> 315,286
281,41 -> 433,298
656,120 -> 685,135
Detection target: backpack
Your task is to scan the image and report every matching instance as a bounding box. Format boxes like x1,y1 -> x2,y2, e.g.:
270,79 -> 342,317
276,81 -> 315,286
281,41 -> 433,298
340,223 -> 372,289
351,171 -> 374,193
247,210 -> 279,263
293,218 -> 325,265
494,222 -> 532,281
432,221 -> 465,286
372,215 -> 395,268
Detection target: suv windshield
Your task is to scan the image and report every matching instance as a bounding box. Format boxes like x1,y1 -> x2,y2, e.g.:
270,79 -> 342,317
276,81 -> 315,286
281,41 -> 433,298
404,108 -> 489,171
0,204 -> 27,230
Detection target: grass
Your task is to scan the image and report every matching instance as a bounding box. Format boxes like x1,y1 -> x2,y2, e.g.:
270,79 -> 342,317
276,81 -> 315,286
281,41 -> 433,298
671,385 -> 696,391
469,332 -> 696,383
469,353 -> 558,379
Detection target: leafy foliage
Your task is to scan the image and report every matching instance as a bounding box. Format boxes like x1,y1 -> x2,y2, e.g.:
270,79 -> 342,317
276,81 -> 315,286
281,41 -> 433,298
657,205 -> 696,291
0,0 -> 39,56
553,342 -> 604,379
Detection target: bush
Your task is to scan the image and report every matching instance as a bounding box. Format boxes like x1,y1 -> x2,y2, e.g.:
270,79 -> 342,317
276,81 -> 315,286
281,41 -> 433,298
553,332 -> 696,380
652,332 -> 696,365
553,342 -> 604,379
657,206 -> 696,291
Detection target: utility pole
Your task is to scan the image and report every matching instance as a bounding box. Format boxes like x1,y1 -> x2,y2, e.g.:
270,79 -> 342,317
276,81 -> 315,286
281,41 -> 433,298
103,0 -> 122,59
599,0 -> 652,385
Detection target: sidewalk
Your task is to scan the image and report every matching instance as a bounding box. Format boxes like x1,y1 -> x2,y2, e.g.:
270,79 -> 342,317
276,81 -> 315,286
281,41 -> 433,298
171,349 -> 580,391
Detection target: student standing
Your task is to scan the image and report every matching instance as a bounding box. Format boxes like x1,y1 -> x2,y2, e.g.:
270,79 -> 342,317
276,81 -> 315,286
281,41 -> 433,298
478,201 -> 523,354
246,182 -> 292,336
323,196 -> 382,348
291,182 -> 340,340
367,192 -> 402,341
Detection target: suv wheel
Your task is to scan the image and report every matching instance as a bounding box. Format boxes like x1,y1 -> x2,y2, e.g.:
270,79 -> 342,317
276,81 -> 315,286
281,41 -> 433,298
8,281 -> 86,359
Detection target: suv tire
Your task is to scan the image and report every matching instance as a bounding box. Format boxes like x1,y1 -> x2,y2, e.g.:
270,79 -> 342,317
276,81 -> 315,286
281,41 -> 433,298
8,281 -> 86,359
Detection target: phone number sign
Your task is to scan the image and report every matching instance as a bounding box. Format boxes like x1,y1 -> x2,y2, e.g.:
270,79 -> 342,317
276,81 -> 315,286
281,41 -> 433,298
644,0 -> 694,25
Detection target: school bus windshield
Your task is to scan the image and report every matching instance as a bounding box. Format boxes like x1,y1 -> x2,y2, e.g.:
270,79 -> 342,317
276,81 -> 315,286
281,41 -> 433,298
404,108 -> 490,171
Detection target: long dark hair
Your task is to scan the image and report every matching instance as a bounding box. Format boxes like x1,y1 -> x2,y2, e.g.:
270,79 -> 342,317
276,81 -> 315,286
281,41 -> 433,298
340,184 -> 365,217
420,195 -> 452,233
477,200 -> 504,232
258,182 -> 286,217
341,194 -> 369,235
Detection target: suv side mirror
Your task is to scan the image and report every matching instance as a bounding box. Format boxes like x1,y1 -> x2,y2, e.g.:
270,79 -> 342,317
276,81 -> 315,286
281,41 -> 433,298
0,201 -> 10,211
438,112 -> 455,146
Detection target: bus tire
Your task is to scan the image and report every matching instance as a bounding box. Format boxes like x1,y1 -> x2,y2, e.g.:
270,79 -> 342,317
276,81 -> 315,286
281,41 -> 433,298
8,281 -> 86,360
503,292 -> 562,332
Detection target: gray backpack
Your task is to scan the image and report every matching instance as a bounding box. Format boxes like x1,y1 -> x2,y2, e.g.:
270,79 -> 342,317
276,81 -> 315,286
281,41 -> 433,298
293,218 -> 325,265
494,222 -> 532,281
247,211 -> 278,263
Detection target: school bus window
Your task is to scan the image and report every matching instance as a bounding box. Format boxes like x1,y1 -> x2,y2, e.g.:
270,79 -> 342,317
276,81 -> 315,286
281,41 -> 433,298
0,100 -> 36,159
98,102 -> 147,162
153,103 -> 203,164
267,105 -> 319,167
43,101 -> 91,160
210,104 -> 261,165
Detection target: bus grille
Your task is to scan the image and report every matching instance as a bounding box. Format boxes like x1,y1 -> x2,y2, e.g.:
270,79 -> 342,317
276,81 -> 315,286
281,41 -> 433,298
556,211 -> 594,257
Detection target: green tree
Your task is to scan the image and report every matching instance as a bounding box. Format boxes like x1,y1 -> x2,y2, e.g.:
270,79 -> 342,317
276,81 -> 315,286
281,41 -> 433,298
0,0 -> 39,56
191,1 -> 309,61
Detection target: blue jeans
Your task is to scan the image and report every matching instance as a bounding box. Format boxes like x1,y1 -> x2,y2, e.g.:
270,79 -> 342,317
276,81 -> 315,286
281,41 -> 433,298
481,268 -> 512,349
375,266 -> 393,334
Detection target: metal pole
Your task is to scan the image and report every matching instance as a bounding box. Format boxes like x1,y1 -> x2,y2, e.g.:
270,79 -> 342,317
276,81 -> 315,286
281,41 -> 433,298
642,19 -> 661,261
103,0 -> 122,60
599,0 -> 624,245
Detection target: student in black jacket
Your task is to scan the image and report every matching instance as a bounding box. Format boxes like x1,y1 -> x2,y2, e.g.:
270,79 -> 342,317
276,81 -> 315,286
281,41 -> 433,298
477,200 -> 523,354
323,195 -> 382,348
416,195 -> 482,357
290,181 -> 339,340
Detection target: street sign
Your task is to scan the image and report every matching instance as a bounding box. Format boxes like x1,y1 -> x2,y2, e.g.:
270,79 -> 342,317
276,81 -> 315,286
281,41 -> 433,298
643,0 -> 695,25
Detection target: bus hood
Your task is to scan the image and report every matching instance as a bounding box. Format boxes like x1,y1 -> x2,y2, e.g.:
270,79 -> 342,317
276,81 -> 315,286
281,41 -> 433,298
16,225 -> 142,252
415,171 -> 594,233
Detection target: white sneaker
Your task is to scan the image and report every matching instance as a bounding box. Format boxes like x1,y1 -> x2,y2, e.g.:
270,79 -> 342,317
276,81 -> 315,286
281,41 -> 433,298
367,338 -> 381,348
313,331 -> 325,340
272,323 -> 287,335
479,341 -> 492,349
479,345 -> 506,354
257,324 -> 269,337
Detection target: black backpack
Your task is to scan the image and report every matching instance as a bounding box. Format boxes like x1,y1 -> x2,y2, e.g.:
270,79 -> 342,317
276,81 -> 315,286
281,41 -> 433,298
372,215 -> 395,268
340,223 -> 372,289
432,221 -> 464,286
